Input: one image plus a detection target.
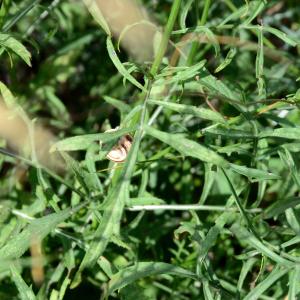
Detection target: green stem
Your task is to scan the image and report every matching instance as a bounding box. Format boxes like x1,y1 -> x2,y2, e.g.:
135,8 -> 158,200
127,2 -> 183,209
200,0 -> 211,25
127,204 -> 261,213
221,168 -> 262,242
150,0 -> 182,77
223,0 -> 237,12
187,0 -> 211,66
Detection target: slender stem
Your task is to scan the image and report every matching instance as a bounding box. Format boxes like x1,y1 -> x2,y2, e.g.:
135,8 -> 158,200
123,80 -> 152,180
200,0 -> 211,25
127,204 -> 261,213
221,168 -> 262,242
147,83 -> 178,127
186,41 -> 198,66
195,0 -> 200,22
150,0 -> 182,76
223,0 -> 237,12
186,0 -> 211,66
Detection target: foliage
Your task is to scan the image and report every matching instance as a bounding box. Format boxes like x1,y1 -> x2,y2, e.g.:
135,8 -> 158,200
0,0 -> 300,299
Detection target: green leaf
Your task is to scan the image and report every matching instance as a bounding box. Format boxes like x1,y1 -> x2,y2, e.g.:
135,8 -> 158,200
288,266 -> 300,300
0,80 -> 15,106
103,95 -> 131,114
285,208 -> 300,236
202,280 -> 215,300
50,126 -> 135,152
106,37 -> 146,92
108,262 -> 197,294
244,265 -> 289,300
2,0 -> 40,32
145,125 -> 229,167
237,258 -> 257,292
0,206 -> 81,261
98,256 -> 115,279
154,60 -> 206,85
259,128 -> 300,140
279,148 -> 300,189
263,197 -> 300,219
230,163 -> 280,180
198,212 -> 233,263
203,126 -> 255,139
85,144 -> 103,194
219,4 -> 247,26
264,26 -> 299,47
117,20 -> 156,52
148,99 -> 226,123
231,224 -> 294,267
242,0 -> 266,26
197,187 -> 245,263
179,0 -> 193,30
73,107 -> 145,287
58,277 -> 71,300
82,0 -> 111,35
255,26 -> 266,97
10,264 -> 36,300
255,27 -> 264,78
187,69 -> 242,102
199,27 -> 220,57
281,142 -> 300,153
43,86 -> 70,122
215,47 -> 237,73
172,26 -> 220,57
73,183 -> 127,286
199,163 -> 215,204
59,152 -> 90,195
0,33 -> 31,66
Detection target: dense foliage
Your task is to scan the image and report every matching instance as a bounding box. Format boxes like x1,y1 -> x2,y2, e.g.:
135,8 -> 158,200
0,0 -> 300,299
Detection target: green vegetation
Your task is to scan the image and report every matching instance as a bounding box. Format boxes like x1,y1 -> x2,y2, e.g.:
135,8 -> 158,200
0,0 -> 300,299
